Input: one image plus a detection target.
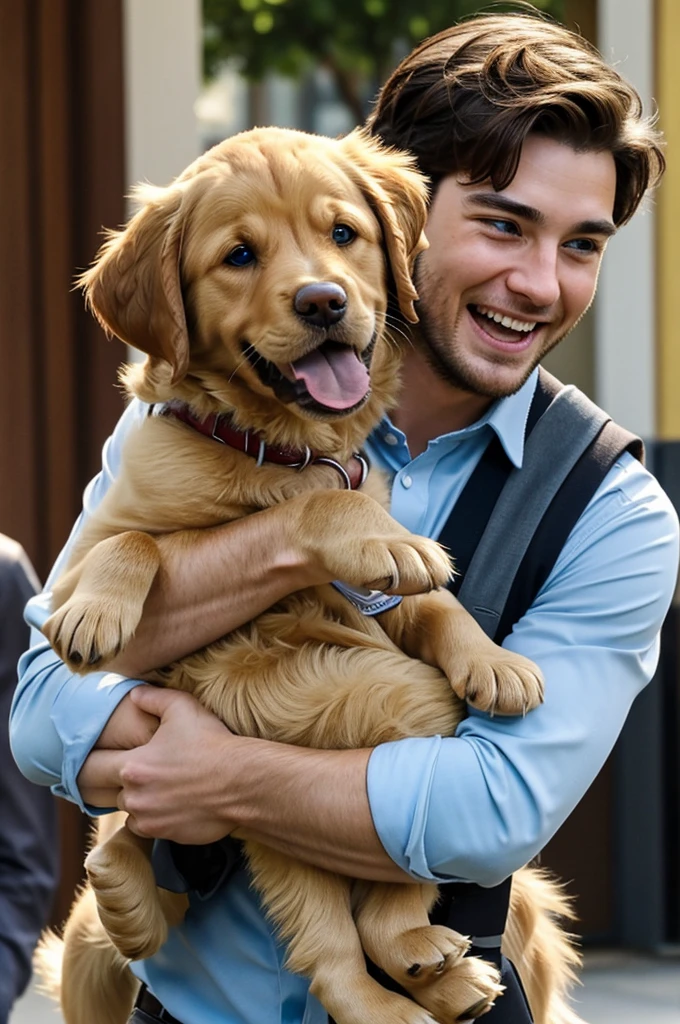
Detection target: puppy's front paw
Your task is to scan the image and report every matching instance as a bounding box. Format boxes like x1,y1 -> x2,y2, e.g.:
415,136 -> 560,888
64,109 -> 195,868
453,648 -> 544,716
359,535 -> 453,595
296,491 -> 453,595
43,595 -> 142,672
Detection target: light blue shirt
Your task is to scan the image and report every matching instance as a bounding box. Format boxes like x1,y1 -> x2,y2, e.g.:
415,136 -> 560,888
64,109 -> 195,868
10,370 -> 679,1024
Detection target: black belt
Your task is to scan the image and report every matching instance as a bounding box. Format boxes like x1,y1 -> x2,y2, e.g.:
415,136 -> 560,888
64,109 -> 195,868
132,985 -> 184,1024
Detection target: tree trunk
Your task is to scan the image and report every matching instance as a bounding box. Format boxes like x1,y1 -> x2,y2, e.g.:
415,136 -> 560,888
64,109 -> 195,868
322,53 -> 366,126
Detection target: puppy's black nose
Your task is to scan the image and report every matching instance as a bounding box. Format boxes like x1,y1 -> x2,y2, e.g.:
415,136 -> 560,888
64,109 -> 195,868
294,282 -> 347,327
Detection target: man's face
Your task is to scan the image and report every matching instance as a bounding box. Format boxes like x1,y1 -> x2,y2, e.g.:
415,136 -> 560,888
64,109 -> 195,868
414,134 -> 618,398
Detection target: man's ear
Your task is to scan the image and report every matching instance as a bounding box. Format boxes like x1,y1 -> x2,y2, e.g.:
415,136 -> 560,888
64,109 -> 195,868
78,183 -> 190,384
339,128 -> 429,323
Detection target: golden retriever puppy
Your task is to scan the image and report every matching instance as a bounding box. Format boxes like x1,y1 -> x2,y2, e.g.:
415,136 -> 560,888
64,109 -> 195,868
38,127 -> 576,1024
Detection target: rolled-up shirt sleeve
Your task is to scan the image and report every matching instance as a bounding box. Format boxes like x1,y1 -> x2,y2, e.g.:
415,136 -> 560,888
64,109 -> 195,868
10,399 -> 148,811
367,456 -> 679,885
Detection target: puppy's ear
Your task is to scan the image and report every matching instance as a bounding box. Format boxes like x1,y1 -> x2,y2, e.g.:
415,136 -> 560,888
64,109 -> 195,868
340,128 -> 429,323
78,184 -> 189,383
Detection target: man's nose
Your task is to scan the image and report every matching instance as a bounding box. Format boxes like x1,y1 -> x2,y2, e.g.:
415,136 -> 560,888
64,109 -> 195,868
506,246 -> 560,309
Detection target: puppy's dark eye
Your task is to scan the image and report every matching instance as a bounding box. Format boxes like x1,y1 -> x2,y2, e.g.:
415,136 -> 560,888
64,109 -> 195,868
225,245 -> 256,267
332,224 -> 356,246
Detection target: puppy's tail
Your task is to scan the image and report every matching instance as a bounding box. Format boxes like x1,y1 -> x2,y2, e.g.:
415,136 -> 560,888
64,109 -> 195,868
33,927 -> 64,1000
33,886 -> 139,1024
503,866 -> 585,1024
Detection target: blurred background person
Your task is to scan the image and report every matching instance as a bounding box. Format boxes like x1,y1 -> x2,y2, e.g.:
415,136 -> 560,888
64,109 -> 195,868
0,535 -> 58,1024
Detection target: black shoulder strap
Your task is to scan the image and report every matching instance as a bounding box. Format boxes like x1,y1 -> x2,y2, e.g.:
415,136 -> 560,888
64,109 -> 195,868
438,368 -> 643,641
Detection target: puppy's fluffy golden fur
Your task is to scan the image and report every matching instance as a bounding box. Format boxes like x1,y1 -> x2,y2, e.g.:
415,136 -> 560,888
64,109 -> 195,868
37,127 -> 581,1024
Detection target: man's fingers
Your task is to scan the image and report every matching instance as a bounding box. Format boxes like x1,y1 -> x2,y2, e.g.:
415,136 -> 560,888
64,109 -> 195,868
77,748 -> 129,793
125,815 -> 152,839
80,787 -> 122,809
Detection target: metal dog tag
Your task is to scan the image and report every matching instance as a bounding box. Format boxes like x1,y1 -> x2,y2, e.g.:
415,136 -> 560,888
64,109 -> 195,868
331,580 -> 402,616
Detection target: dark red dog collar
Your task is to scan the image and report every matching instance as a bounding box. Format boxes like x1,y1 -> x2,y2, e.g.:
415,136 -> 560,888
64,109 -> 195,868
161,402 -> 369,490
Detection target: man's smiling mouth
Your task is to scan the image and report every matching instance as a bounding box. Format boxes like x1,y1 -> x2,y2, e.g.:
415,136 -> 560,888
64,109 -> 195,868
468,304 -> 543,344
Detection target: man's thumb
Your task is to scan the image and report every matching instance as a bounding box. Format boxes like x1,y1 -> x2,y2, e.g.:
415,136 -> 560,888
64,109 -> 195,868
129,684 -> 179,718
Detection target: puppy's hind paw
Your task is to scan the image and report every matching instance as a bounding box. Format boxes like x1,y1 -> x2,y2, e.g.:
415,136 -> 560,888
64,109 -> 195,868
86,844 -> 168,961
408,954 -> 504,1024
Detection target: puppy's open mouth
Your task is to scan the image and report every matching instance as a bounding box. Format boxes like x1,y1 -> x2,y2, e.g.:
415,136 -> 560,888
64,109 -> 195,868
243,339 -> 374,416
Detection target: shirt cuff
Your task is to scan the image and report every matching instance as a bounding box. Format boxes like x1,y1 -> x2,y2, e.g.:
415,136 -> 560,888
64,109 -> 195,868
51,668 -> 142,812
367,735 -> 462,882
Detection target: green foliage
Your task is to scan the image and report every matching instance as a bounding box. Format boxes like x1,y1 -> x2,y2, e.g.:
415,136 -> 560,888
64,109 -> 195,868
203,0 -> 566,121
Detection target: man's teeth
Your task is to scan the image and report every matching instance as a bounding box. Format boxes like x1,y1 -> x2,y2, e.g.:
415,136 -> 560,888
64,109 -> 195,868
476,305 -> 537,333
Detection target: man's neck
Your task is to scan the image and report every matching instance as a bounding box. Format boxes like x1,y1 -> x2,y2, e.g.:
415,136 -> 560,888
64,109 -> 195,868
392,346 -> 493,457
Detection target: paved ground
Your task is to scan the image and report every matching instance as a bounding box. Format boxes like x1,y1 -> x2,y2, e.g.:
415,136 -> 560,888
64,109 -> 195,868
568,950 -> 680,1024
10,950 -> 680,1023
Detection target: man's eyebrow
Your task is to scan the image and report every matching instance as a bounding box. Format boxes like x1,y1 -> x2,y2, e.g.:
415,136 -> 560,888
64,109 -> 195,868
464,192 -> 617,237
571,218 -> 617,238
464,192 -> 545,224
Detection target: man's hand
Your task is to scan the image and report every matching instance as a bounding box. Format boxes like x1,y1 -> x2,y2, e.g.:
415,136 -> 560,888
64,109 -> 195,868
79,686 -> 238,844
77,687 -> 160,807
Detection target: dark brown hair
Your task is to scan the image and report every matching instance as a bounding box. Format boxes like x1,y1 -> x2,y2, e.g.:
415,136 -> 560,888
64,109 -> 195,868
368,11 -> 665,225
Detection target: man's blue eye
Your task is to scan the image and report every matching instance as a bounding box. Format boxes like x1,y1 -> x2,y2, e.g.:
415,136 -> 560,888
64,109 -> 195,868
332,224 -> 356,246
487,219 -> 519,235
565,238 -> 599,253
225,245 -> 256,267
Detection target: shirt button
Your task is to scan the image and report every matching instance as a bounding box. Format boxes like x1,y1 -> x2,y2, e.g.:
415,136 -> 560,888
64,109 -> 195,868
401,474 -> 413,489
384,432 -> 398,445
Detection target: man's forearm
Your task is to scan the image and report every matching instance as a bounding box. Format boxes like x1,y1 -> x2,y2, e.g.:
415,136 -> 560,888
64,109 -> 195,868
102,686 -> 412,883
107,508 -> 327,677
226,739 -> 412,883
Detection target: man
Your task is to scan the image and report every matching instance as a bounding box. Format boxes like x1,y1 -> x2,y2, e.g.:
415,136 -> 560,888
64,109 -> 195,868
0,535 -> 58,1024
10,11 -> 680,1024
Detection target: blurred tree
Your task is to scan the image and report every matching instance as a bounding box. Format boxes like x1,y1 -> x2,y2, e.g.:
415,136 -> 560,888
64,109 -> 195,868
203,0 -> 565,124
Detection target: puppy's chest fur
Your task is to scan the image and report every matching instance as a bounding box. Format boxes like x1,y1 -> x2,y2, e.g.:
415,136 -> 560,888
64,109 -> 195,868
66,411 -> 458,747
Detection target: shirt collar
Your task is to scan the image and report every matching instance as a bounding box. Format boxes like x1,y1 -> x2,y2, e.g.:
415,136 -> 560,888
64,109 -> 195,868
377,368 -> 538,470
484,368 -> 538,469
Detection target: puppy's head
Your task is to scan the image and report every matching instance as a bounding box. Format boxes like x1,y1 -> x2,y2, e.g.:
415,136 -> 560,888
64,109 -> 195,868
81,127 -> 428,438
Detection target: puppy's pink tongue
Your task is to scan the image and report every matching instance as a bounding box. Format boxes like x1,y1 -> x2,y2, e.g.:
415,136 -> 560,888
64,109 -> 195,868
290,345 -> 370,410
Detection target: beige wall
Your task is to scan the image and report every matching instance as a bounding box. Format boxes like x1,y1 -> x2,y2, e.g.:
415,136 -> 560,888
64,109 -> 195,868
122,0 -> 202,364
123,0 -> 202,190
594,0 -> 657,437
657,0 -> 680,439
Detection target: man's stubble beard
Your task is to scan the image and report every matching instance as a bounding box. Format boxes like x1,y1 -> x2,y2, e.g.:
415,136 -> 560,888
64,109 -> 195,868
413,266 -> 577,400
